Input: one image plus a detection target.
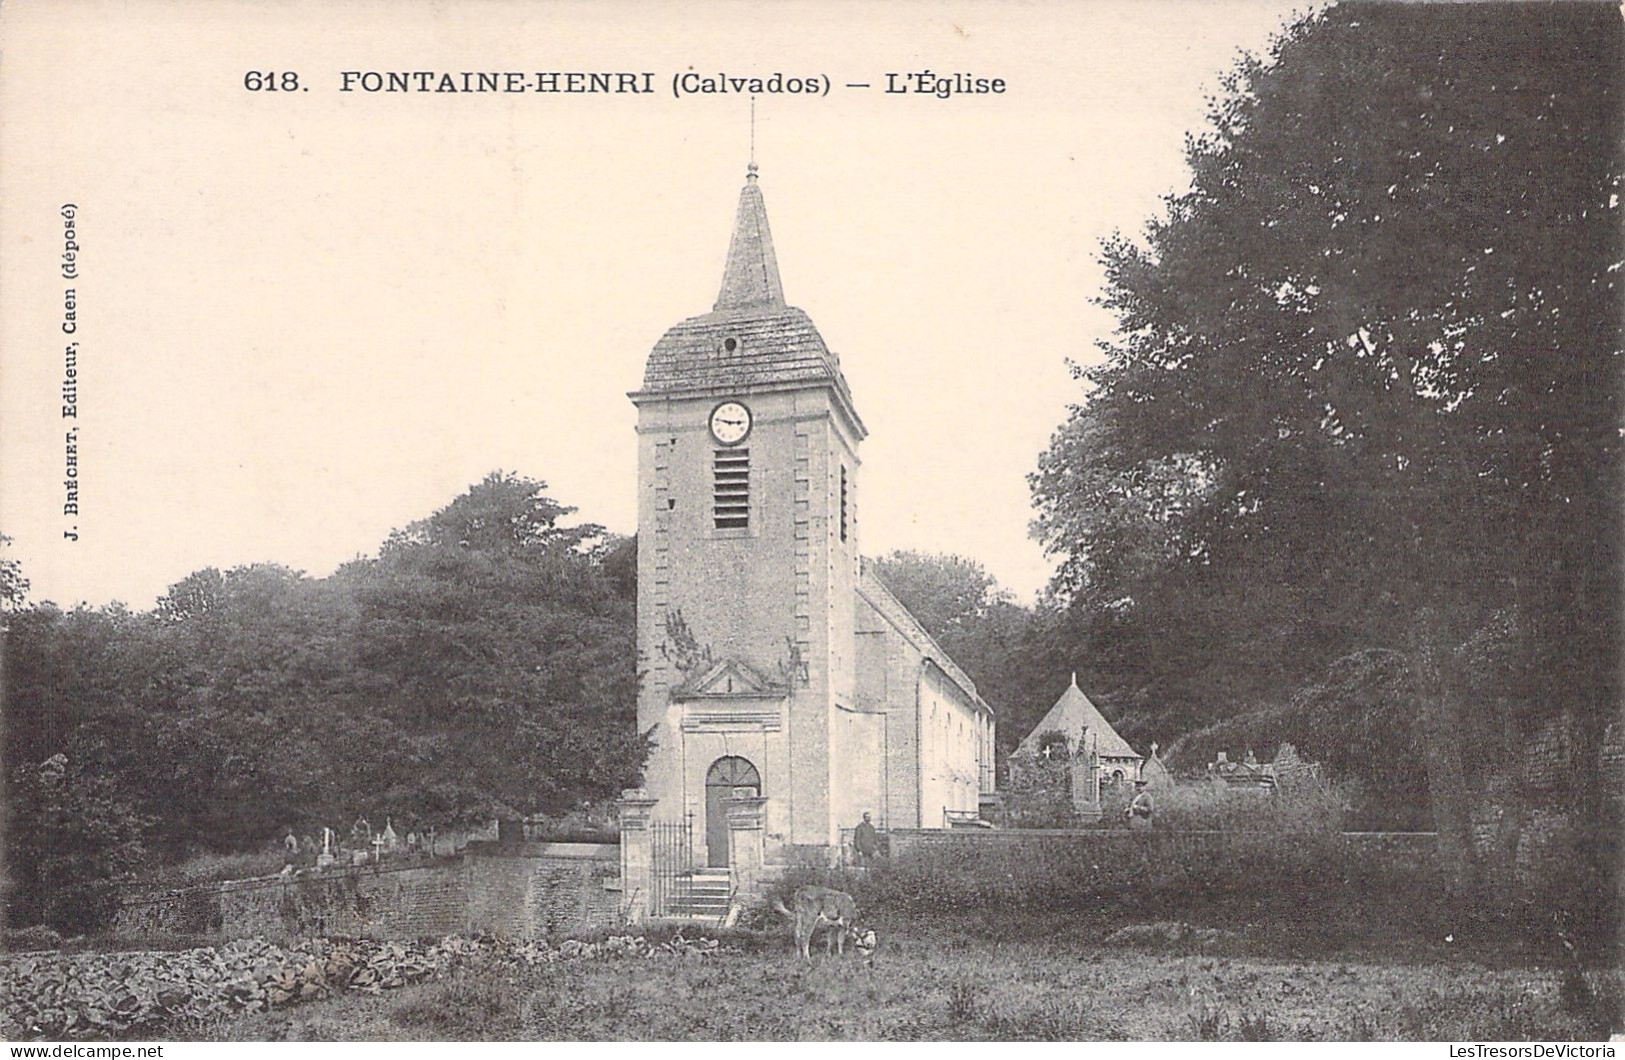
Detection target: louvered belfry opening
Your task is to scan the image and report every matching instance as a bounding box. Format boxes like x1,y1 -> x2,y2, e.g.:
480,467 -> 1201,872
713,448 -> 750,528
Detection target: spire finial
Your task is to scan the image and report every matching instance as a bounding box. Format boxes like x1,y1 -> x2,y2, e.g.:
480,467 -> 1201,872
1070,671 -> 1078,687
714,138 -> 784,310
748,96 -> 757,177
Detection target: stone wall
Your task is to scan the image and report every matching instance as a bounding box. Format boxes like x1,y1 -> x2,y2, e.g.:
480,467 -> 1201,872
112,843 -> 621,944
1525,714 -> 1579,793
1461,714 -> 1624,894
463,842 -> 620,938
111,861 -> 467,942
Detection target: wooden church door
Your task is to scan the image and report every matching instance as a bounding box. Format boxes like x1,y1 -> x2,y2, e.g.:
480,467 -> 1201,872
704,756 -> 761,867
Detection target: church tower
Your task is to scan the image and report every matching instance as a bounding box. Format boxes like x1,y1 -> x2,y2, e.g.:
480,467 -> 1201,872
629,165 -> 866,865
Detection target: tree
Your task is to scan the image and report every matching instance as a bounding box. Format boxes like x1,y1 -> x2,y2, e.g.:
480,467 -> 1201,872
155,567 -> 224,622
869,551 -> 1009,641
380,470 -> 600,558
869,551 -> 1059,757
0,534 -> 28,615
342,472 -> 647,818
1032,3 -> 1621,862
6,752 -> 149,933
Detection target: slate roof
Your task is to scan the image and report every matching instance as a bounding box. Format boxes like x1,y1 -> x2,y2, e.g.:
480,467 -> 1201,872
858,560 -> 993,717
632,167 -> 859,419
715,164 -> 785,311
640,304 -> 850,397
1015,675 -> 1139,759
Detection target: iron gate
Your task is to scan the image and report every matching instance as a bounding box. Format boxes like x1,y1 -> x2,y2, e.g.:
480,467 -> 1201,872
650,819 -> 694,916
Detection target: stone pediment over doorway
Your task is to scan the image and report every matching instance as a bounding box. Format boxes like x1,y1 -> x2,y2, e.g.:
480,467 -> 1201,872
674,659 -> 787,734
673,658 -> 788,701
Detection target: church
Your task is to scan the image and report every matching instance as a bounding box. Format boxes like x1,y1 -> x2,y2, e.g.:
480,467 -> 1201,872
628,165 -> 996,869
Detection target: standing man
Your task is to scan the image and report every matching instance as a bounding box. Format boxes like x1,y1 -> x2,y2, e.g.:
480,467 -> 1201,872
853,812 -> 881,866
1127,780 -> 1155,832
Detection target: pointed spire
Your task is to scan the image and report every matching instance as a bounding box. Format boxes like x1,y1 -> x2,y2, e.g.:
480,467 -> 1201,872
714,164 -> 785,311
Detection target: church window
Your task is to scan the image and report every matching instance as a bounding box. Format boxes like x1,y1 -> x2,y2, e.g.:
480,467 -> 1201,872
713,448 -> 750,528
839,465 -> 849,542
723,336 -> 739,353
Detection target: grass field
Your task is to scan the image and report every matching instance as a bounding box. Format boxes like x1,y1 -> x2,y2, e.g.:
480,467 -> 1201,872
176,915 -> 1620,1041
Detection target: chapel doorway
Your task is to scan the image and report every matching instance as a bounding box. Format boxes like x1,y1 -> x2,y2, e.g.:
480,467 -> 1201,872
704,756 -> 761,867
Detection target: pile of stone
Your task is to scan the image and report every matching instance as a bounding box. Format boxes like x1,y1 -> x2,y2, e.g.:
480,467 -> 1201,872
1,931 -> 722,1040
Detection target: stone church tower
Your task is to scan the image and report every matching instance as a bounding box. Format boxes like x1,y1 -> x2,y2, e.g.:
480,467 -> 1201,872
628,166 -> 994,881
629,164 -> 867,865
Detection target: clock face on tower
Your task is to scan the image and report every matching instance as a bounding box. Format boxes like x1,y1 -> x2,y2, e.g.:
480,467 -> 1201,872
709,400 -> 752,446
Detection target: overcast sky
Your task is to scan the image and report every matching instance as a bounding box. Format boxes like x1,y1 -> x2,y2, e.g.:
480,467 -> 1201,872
1,0 -> 1304,608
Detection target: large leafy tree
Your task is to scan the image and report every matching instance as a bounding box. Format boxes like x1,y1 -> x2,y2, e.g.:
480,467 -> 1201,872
342,472 -> 647,818
1032,3 -> 1621,850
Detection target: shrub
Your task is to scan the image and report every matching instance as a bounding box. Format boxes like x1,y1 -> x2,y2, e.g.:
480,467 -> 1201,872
1558,966 -> 1624,1040
859,826 -> 1442,940
1188,1002 -> 1226,1041
978,997 -> 1130,1041
2,925 -> 61,952
522,805 -> 619,842
1185,1004 -> 1276,1041
945,976 -> 981,1024
1153,777 -> 1352,833
1395,987 -> 1560,1041
1234,1012 -> 1275,1041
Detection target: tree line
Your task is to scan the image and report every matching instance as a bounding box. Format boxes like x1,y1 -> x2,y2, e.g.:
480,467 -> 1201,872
3,474 -> 646,930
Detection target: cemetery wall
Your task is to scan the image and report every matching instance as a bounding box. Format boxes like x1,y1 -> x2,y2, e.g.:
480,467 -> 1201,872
111,861 -> 467,942
112,844 -> 621,943
463,842 -> 621,938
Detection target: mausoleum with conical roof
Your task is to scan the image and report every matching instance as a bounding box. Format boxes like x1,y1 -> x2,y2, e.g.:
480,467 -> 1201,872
627,166 -> 995,879
1016,673 -> 1143,777
1005,675 -> 1145,825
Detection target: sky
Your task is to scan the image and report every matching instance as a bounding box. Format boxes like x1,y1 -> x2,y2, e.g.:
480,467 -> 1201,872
0,0 -> 1304,609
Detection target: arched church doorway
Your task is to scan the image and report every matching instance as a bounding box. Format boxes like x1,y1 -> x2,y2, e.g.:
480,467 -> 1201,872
705,756 -> 761,867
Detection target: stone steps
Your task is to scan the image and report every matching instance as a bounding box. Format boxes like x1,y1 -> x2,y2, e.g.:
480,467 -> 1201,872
658,870 -> 733,919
